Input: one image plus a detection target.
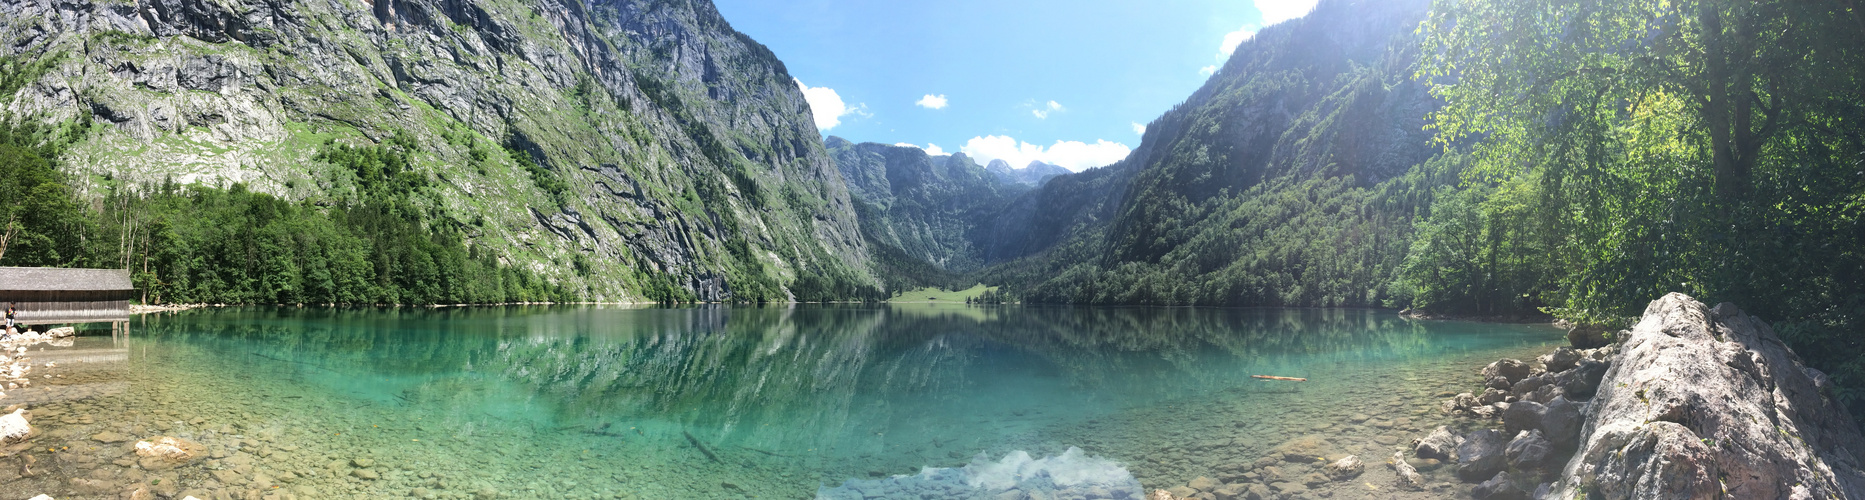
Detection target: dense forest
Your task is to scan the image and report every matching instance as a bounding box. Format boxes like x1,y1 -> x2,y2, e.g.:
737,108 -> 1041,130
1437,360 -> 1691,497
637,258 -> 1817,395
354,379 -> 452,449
1409,0 -> 1865,417
0,119 -> 571,305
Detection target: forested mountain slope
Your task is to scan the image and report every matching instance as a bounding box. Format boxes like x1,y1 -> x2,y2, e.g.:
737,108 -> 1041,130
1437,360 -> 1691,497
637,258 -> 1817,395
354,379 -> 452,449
963,0 -> 1864,420
0,0 -> 876,303
982,0 -> 1446,307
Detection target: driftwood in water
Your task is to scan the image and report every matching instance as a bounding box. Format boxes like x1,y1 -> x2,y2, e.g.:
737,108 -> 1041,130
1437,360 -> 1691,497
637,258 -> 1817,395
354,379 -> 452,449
683,430 -> 720,462
739,446 -> 789,457
579,422 -> 635,438
1252,375 -> 1307,382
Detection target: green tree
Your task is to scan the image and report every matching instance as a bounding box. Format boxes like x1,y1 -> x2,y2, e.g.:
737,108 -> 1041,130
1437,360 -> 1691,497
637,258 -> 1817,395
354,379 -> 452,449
1419,0 -> 1865,414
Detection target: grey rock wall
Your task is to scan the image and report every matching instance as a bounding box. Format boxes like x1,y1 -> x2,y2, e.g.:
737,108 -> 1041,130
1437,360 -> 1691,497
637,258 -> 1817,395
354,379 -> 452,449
0,0 -> 875,300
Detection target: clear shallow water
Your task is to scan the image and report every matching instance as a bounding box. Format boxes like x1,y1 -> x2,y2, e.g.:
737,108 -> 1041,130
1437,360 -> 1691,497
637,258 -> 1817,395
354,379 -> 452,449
1,305 -> 1560,499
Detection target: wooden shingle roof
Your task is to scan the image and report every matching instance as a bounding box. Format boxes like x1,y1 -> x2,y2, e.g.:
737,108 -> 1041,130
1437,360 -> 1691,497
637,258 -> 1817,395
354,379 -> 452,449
0,267 -> 134,292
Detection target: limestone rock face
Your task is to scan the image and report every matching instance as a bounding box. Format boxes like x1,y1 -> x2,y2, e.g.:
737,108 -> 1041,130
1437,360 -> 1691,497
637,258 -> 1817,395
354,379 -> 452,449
1549,293 -> 1865,499
0,0 -> 880,301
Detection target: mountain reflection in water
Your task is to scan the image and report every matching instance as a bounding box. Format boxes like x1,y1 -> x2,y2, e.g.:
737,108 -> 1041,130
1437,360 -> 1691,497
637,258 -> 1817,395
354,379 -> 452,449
108,304 -> 1554,496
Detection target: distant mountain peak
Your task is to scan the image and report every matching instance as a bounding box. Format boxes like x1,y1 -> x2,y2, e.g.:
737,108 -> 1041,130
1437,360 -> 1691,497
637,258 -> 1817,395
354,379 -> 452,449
982,159 -> 1068,186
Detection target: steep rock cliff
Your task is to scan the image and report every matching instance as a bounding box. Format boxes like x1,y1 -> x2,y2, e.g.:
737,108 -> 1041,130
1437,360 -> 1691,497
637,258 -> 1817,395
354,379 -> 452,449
826,137 -> 1024,276
0,0 -> 873,301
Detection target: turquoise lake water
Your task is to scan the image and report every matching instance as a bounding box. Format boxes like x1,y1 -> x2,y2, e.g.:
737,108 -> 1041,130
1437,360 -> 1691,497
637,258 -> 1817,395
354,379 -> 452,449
0,305 -> 1562,499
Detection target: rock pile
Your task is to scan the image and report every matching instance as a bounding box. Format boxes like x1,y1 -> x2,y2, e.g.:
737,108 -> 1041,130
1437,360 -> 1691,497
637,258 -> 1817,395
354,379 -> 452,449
3,343 -> 37,396
1408,293 -> 1865,499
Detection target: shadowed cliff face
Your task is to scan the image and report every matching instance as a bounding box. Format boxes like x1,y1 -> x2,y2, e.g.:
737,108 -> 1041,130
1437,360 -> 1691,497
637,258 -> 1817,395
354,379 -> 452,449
826,137 -> 1028,275
0,0 -> 873,301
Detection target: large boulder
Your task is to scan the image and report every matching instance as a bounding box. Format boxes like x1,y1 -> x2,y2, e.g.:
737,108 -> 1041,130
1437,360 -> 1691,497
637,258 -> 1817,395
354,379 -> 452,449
1550,360 -> 1609,400
1414,425 -> 1461,461
1456,429 -> 1509,482
1322,455 -> 1363,480
1565,325 -> 1613,349
1509,373 -> 1554,401
1472,471 -> 1528,500
0,408 -> 30,443
135,436 -> 206,469
1502,400 -> 1544,436
1548,294 -> 1865,499
1482,358 -> 1533,387
1504,430 -> 1555,473
1387,451 -> 1424,488
1268,434 -> 1335,464
1539,396 -> 1582,445
1389,451 -> 1425,490
1538,347 -> 1583,373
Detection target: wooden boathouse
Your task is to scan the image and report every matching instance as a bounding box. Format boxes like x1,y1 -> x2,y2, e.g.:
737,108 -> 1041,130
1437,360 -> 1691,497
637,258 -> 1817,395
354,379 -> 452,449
0,267 -> 135,324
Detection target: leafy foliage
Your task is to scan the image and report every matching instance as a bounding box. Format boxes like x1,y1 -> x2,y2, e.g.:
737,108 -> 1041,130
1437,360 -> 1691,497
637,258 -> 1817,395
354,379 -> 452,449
1413,0 -> 1865,416
0,120 -> 95,267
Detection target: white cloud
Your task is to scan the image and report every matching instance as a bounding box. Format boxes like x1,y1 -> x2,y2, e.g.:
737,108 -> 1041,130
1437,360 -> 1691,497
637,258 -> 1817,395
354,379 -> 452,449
1031,100 -> 1065,120
915,94 -> 948,110
1255,0 -> 1319,26
960,135 -> 1130,172
1132,123 -> 1147,135
1203,25 -> 1257,75
895,142 -> 947,156
795,78 -> 862,131
1220,26 -> 1256,57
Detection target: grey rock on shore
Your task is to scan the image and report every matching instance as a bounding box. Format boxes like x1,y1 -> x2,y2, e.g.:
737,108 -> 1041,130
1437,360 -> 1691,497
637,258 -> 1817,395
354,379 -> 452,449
1456,429 -> 1508,482
1547,293 -> 1865,499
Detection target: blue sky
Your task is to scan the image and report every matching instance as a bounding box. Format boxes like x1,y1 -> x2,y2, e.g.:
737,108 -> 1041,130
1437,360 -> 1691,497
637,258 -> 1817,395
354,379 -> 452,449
712,0 -> 1321,171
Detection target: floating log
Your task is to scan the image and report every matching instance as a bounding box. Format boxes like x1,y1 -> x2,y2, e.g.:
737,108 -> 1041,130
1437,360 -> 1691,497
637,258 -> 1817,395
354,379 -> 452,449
683,430 -> 720,462
1252,375 -> 1307,382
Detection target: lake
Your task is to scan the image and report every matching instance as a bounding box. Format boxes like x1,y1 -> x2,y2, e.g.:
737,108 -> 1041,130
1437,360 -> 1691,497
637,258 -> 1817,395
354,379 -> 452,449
0,305 -> 1561,499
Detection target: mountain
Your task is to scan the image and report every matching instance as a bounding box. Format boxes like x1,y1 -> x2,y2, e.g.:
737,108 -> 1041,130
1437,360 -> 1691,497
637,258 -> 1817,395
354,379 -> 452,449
978,0 -> 1446,306
0,0 -> 876,302
825,137 -> 1026,289
985,160 -> 1070,187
